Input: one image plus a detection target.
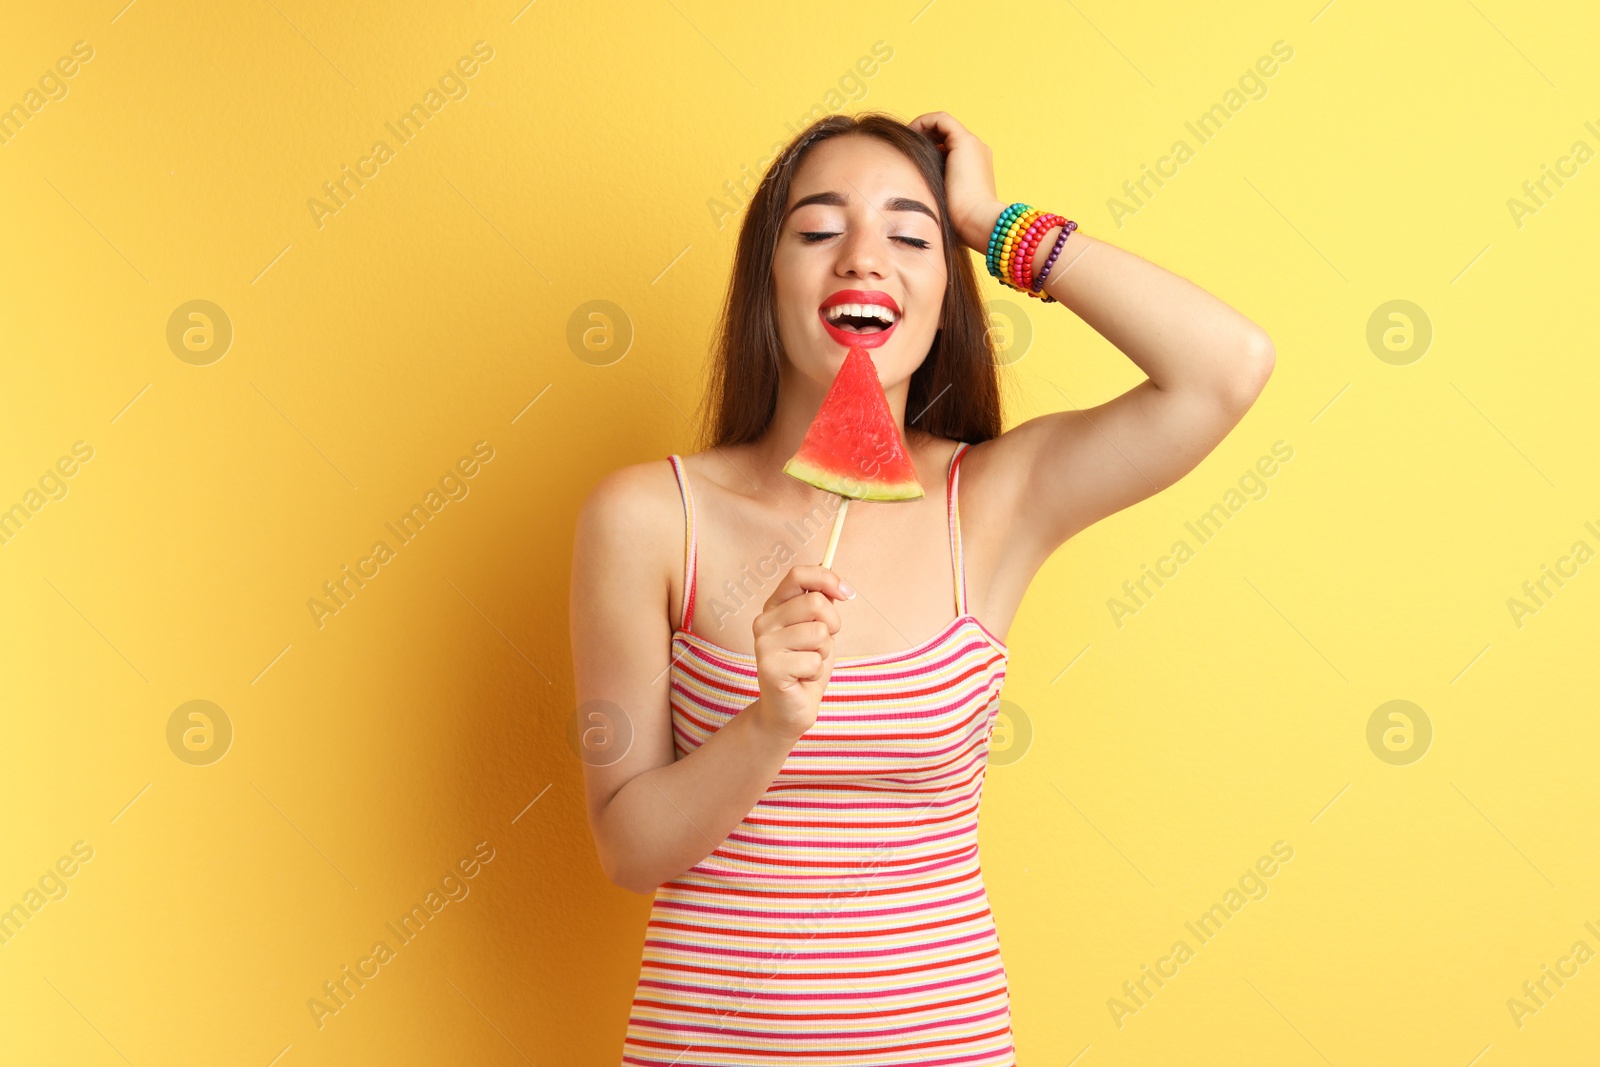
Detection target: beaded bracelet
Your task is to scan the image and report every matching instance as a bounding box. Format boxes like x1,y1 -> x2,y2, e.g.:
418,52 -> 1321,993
1010,213 -> 1067,292
984,202 -> 1078,303
1007,208 -> 1068,297
984,203 -> 1032,279
1031,220 -> 1077,294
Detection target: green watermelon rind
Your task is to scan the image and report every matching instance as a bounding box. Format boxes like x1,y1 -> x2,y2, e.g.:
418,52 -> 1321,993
782,454 -> 925,501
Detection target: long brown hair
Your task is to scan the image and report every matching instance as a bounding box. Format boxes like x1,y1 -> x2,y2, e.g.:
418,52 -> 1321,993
694,112 -> 1005,451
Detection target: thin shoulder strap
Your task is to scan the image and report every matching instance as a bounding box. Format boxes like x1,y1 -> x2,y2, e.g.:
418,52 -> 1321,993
946,442 -> 971,617
666,455 -> 698,632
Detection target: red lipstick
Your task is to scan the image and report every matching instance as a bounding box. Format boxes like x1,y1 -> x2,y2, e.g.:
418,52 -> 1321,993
818,289 -> 901,349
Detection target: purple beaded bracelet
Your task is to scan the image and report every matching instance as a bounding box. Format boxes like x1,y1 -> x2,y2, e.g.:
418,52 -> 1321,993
1030,219 -> 1078,294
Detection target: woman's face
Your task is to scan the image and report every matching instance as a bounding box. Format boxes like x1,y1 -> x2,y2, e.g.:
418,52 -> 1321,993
772,134 -> 947,393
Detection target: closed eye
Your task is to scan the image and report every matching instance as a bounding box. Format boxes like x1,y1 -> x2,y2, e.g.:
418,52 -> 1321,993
799,231 -> 931,250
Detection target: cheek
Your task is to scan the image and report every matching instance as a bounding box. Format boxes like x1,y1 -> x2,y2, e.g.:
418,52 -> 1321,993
904,247 -> 946,287
908,266 -> 948,330
770,251 -> 809,318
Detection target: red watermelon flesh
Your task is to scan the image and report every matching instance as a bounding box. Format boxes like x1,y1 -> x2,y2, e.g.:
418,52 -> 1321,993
783,346 -> 924,501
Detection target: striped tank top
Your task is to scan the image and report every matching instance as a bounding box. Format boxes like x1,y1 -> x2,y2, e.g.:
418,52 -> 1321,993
621,441 -> 1016,1065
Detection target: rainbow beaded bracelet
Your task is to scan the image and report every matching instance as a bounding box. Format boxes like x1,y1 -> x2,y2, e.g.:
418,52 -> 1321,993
984,202 -> 1078,303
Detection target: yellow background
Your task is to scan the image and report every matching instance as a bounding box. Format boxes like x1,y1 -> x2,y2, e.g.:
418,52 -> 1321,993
2,0 -> 1597,1063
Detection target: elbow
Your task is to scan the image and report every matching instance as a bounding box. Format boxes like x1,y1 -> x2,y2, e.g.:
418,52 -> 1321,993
1248,331 -> 1277,378
611,873 -> 657,897
592,792 -> 665,895
613,869 -> 660,897
601,856 -> 647,895
1224,331 -> 1275,411
599,845 -> 660,896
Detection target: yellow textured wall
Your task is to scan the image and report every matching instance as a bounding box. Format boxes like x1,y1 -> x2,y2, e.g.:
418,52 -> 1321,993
2,1 -> 1597,1063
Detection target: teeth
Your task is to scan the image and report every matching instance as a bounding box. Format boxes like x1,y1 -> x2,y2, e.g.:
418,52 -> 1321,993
824,303 -> 898,325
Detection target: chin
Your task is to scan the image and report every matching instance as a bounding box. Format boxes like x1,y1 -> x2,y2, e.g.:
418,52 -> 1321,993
784,329 -> 930,389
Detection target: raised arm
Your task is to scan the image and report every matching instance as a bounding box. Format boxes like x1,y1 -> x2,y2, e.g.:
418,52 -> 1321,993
971,219 -> 1274,552
911,112 -> 1275,574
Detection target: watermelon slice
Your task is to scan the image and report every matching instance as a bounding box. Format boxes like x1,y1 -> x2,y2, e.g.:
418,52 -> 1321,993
782,346 -> 924,501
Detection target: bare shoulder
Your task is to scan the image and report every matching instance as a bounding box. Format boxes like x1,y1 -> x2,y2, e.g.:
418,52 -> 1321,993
578,457 -> 680,537
572,456 -> 684,597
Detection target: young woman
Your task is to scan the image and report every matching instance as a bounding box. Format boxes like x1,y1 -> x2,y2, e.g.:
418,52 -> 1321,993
570,110 -> 1273,1065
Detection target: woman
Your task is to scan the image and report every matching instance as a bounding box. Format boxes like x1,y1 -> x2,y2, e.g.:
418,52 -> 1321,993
570,110 -> 1273,1065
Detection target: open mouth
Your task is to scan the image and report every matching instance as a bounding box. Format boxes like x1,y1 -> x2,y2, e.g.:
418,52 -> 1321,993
818,298 -> 900,349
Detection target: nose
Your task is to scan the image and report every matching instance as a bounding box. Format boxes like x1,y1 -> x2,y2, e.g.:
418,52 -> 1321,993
834,220 -> 888,281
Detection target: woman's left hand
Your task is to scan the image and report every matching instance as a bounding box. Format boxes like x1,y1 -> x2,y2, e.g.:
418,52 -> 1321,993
908,111 -> 1004,253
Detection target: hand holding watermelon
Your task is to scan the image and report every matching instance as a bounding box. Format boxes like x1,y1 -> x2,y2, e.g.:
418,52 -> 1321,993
752,345 -> 923,732
751,564 -> 855,741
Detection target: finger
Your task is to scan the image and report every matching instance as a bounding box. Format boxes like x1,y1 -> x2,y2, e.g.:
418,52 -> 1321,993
755,589 -> 831,648
763,593 -> 831,639
811,591 -> 842,634
774,590 -> 841,634
915,112 -> 961,139
771,648 -> 826,683
778,618 -> 833,653
794,648 -> 827,682
766,565 -> 853,609
909,113 -> 951,143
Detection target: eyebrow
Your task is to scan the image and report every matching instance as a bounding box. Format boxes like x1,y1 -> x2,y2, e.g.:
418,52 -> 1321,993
785,191 -> 939,224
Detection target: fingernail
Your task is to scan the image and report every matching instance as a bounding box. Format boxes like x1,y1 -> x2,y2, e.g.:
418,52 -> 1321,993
839,580 -> 857,599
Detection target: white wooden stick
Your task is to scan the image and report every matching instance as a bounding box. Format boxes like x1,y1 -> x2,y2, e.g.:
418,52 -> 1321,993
820,496 -> 849,569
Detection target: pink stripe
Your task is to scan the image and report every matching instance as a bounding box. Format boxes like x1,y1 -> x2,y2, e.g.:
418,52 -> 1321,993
626,1042 -> 1011,1067
636,947 -> 1002,988
723,817 -> 977,855
653,884 -> 988,923
635,965 -> 1008,1004
748,802 -> 979,825
660,867 -> 984,902
799,714 -> 999,758
739,807 -> 981,833
629,1004 -> 1012,1045
630,984 -> 1006,1022
679,853 -> 978,887
645,925 -> 997,964
649,907 -> 991,943
756,766 -> 988,802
